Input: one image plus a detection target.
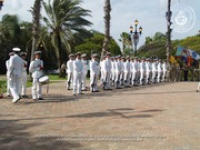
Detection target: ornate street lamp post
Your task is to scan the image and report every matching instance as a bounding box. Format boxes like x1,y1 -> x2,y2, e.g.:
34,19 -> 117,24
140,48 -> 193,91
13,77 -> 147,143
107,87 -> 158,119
166,0 -> 172,64
0,0 -> 4,10
129,20 -> 142,56
198,29 -> 200,36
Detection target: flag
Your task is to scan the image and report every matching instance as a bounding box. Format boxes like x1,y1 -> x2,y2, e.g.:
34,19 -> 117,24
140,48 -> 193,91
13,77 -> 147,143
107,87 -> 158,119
170,55 -> 177,64
176,45 -> 184,56
187,49 -> 200,60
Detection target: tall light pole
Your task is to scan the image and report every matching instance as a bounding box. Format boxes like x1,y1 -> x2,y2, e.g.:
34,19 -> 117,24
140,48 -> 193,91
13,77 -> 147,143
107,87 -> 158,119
130,20 -> 142,56
166,0 -> 172,64
0,0 -> 4,10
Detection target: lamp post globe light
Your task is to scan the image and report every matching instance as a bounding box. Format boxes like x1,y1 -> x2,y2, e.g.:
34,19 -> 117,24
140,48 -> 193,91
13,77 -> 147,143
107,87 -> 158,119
129,19 -> 142,56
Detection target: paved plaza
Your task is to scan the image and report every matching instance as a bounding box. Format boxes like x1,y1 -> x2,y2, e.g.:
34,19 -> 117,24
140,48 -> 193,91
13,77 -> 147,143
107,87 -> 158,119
0,81 -> 200,150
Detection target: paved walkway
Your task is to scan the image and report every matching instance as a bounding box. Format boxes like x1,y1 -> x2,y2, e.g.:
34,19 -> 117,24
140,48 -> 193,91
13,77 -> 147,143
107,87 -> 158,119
0,81 -> 200,150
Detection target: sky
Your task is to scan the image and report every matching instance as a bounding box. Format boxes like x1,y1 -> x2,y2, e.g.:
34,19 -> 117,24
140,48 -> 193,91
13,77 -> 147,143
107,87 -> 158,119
0,0 -> 200,49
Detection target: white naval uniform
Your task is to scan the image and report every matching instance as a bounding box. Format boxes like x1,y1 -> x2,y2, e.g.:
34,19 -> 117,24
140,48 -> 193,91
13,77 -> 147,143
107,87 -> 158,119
115,60 -> 122,88
21,60 -> 28,96
111,60 -> 116,83
72,58 -> 83,94
8,54 -> 23,101
90,59 -> 100,92
5,59 -> 11,96
136,61 -> 141,83
67,59 -> 73,89
157,62 -> 163,82
124,60 -> 130,86
151,62 -> 157,83
146,62 -> 151,84
120,61 -> 124,86
102,58 -> 112,89
140,61 -> 146,85
100,60 -> 104,85
162,62 -> 167,81
29,59 -> 44,99
81,60 -> 88,90
131,60 -> 138,85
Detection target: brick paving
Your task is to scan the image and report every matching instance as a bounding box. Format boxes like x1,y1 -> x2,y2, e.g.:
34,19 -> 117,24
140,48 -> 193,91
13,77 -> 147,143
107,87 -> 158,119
0,81 -> 200,150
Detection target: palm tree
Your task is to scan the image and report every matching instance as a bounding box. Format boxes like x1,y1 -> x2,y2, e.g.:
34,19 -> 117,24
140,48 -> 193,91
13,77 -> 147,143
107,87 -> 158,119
30,0 -> 42,61
42,0 -> 92,75
101,0 -> 111,59
0,14 -> 21,51
119,32 -> 132,54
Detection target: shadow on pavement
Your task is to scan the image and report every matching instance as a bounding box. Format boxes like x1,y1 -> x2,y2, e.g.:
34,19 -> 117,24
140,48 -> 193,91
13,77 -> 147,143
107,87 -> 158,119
0,120 -> 89,150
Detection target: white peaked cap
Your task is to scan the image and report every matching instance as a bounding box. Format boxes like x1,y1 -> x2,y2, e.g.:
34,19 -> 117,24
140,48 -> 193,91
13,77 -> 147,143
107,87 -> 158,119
12,47 -> 21,52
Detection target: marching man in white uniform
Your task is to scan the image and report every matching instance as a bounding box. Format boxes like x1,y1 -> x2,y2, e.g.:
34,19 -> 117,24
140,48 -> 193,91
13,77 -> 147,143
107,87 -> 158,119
124,56 -> 131,87
115,55 -> 122,89
146,58 -> 151,84
5,52 -> 14,97
20,52 -> 28,98
162,59 -> 168,82
67,54 -> 74,90
29,51 -> 44,100
8,48 -> 23,103
157,59 -> 163,83
131,57 -> 138,86
72,52 -> 83,95
81,54 -> 89,91
151,59 -> 157,83
140,58 -> 146,85
90,54 -> 100,92
102,52 -> 112,90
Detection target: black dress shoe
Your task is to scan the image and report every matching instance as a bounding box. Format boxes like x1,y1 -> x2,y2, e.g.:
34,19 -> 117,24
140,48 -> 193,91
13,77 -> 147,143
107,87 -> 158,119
94,90 -> 100,92
22,95 -> 29,98
38,98 -> 44,100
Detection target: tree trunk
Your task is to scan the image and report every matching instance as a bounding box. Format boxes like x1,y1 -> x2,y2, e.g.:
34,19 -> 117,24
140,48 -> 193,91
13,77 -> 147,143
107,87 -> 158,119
31,0 -> 42,61
101,0 -> 111,60
166,0 -> 172,64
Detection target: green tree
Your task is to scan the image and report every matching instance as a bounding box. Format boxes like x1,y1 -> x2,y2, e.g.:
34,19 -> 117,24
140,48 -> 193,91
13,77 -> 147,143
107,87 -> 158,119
42,0 -> 92,75
119,32 -> 132,54
74,32 -> 121,57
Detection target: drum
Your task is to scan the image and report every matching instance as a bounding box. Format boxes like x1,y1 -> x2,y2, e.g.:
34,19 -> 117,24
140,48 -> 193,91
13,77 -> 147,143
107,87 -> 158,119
39,76 -> 49,84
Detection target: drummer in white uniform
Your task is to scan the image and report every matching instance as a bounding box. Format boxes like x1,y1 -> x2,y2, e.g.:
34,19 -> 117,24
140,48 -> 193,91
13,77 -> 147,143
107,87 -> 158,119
20,52 -> 28,98
29,51 -> 44,100
5,52 -> 14,97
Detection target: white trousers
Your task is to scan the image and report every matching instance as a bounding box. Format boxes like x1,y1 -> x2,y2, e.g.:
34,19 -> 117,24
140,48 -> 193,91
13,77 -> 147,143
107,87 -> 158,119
82,71 -> 88,90
146,71 -> 150,83
157,71 -> 162,82
90,72 -> 98,91
6,77 -> 11,96
131,71 -> 137,85
152,71 -> 157,82
73,71 -> 82,94
140,70 -> 146,84
67,72 -> 73,89
10,75 -> 21,100
124,71 -> 130,86
21,72 -> 27,95
32,78 -> 42,99
162,70 -> 167,81
103,72 -> 111,89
